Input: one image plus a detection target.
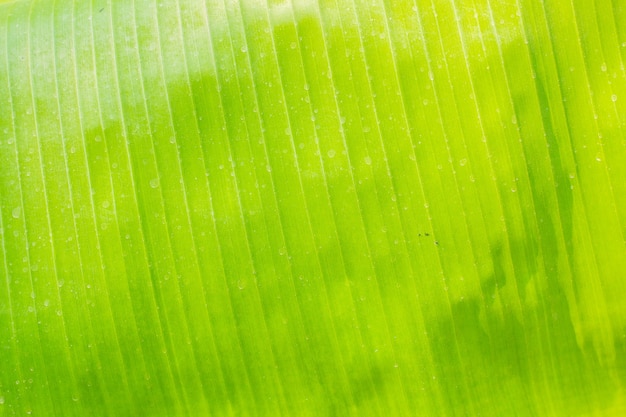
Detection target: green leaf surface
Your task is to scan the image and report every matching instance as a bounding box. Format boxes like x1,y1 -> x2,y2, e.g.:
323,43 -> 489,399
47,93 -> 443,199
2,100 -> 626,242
1,0 -> 625,415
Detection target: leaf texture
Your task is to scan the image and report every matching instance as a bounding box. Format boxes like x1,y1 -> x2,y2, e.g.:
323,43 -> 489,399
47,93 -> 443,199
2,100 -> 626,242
1,0 -> 625,415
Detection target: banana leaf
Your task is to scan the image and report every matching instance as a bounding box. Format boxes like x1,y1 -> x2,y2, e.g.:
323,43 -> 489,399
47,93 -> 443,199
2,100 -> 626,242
1,0 -> 625,415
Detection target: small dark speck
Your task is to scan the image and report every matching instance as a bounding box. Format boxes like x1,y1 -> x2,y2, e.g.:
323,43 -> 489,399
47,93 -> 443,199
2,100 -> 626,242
418,233 -> 422,236
99,7 -> 104,12
424,233 -> 430,236
434,241 -> 439,245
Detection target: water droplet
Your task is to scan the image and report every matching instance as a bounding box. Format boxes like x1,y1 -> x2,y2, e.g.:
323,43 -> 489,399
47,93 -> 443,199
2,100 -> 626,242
601,63 -> 607,72
149,178 -> 159,188
240,45 -> 247,53
364,156 -> 372,165
422,98 -> 429,105
0,396 -> 4,404
327,149 -> 336,158
102,200 -> 110,208
611,94 -> 618,102
511,115 -> 517,124
459,158 -> 467,166
11,207 -> 21,219
237,279 -> 246,290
